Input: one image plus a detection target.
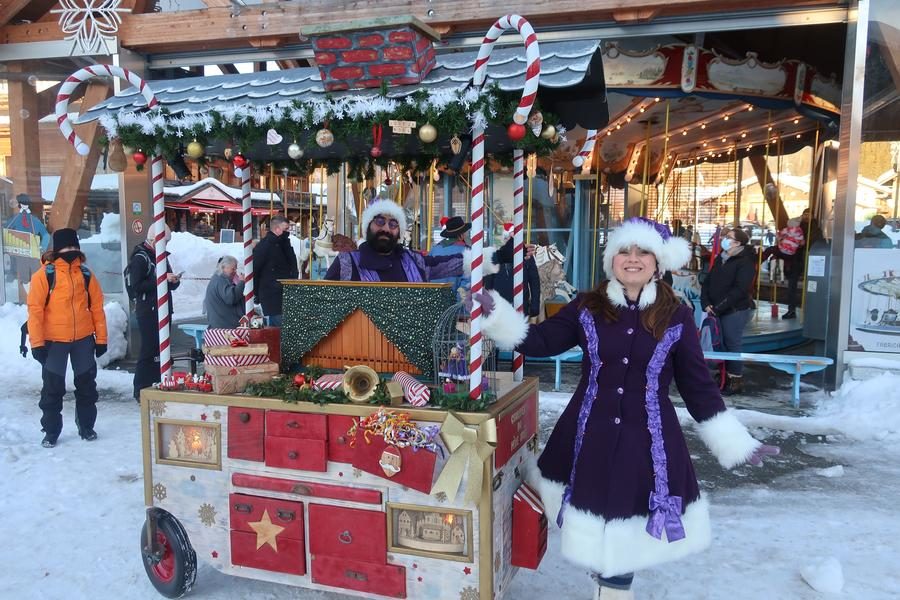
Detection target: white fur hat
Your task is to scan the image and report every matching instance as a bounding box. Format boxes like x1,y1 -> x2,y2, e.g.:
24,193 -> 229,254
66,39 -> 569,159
603,217 -> 691,277
361,199 -> 407,234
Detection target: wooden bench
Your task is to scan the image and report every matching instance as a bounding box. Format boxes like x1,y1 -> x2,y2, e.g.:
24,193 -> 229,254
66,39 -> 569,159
703,351 -> 834,408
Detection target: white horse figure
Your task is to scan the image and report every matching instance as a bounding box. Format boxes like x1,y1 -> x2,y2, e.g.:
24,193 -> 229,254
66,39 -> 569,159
298,217 -> 341,278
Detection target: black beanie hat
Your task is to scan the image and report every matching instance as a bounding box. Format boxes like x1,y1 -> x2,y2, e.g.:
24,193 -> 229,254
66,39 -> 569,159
16,193 -> 31,206
52,228 -> 80,250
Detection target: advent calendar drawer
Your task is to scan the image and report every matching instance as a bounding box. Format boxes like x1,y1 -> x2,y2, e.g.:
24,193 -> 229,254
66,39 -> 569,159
230,530 -> 306,576
229,493 -> 304,539
265,436 -> 327,472
327,415 -> 357,463
308,504 -> 386,563
266,411 -> 327,440
227,407 -> 264,461
311,555 -> 405,598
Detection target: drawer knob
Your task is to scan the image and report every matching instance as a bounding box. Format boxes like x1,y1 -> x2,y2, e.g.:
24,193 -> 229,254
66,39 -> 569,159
288,451 -> 299,460
291,484 -> 311,496
286,421 -> 300,429
234,503 -> 252,513
276,509 -> 295,521
238,412 -> 250,423
345,569 -> 368,581
336,435 -> 346,445
338,530 -> 353,544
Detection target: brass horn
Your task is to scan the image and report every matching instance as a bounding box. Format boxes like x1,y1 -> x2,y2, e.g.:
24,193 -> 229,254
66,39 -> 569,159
342,365 -> 380,404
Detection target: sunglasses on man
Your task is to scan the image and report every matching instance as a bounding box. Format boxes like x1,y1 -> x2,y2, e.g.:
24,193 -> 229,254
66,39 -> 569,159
372,216 -> 400,230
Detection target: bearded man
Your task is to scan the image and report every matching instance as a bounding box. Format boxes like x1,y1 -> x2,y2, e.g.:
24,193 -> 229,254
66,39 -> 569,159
325,200 -> 512,283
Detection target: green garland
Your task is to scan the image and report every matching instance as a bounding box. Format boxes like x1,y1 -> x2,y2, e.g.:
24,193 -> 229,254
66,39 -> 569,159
244,374 -> 395,407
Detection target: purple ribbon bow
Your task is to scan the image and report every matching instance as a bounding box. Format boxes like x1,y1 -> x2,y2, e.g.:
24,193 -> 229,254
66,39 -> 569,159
646,492 -> 686,542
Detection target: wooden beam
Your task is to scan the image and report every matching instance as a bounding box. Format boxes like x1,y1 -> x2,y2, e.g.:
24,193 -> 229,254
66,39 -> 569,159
7,62 -> 42,212
202,0 -> 234,6
0,0 -> 34,28
748,154 -> 790,230
217,64 -> 239,75
49,81 -> 111,232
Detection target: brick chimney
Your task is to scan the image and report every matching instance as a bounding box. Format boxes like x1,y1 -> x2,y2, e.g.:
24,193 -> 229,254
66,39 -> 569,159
303,16 -> 440,92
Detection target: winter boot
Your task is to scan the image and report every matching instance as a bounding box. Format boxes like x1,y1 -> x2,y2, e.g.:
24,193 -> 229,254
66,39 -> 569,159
722,374 -> 744,396
41,433 -> 58,448
593,586 -> 635,600
79,428 -> 98,441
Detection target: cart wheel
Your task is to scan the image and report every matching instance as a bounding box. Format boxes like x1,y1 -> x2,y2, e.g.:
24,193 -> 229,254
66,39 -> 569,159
141,510 -> 197,598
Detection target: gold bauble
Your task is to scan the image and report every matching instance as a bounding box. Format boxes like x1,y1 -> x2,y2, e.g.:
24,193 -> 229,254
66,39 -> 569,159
224,147 -> 234,160
186,139 -> 205,159
450,134 -> 462,155
541,125 -> 557,140
108,138 -> 127,172
418,122 -> 438,143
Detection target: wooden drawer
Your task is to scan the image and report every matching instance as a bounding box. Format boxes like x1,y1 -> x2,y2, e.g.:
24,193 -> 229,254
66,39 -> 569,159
265,437 -> 327,472
231,530 -> 306,576
266,411 -> 327,440
327,415 -> 357,463
229,493 -> 304,540
308,504 -> 386,563
311,555 -> 405,598
227,407 -> 264,462
232,473 -> 382,505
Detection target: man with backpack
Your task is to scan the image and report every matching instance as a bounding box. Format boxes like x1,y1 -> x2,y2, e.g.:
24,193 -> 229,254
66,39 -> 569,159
128,226 -> 180,401
27,228 -> 107,447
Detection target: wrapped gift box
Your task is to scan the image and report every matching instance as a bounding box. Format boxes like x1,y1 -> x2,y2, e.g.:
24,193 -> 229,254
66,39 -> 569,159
351,430 -> 437,494
248,327 -> 281,366
203,327 -> 250,347
206,362 -> 279,394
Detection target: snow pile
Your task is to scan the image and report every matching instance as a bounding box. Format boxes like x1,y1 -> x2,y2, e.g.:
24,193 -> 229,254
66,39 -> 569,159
815,465 -> 845,478
80,212 -> 121,244
801,557 -> 844,593
97,301 -> 128,368
813,373 -> 900,443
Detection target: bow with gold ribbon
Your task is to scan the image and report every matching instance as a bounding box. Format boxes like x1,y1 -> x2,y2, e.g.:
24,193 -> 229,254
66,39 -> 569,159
431,412 -> 497,504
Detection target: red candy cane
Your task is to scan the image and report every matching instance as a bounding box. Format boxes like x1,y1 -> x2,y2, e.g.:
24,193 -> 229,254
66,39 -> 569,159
573,129 -> 599,167
240,166 -> 255,318
470,15 -> 540,399
512,150 -> 525,382
56,65 -> 173,381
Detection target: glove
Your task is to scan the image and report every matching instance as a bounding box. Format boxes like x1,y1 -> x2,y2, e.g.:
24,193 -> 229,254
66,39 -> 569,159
32,346 -> 48,365
19,344 -> 27,358
748,444 -> 780,466
95,344 -> 107,358
464,291 -> 495,317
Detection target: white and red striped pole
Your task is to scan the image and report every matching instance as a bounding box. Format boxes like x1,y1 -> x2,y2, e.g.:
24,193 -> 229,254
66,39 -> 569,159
573,129 -> 599,167
470,15 -> 540,400
512,149 -> 525,382
56,65 -> 173,380
241,166 -> 255,318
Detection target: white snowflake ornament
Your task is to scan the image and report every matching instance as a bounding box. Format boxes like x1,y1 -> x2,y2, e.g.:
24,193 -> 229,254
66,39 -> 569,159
52,0 -> 131,56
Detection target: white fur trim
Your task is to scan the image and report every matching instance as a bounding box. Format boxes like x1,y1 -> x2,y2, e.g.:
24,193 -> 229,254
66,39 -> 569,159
603,220 -> 691,277
481,290 -> 529,351
361,199 -> 407,234
462,246 -> 499,277
537,477 -> 712,577
695,410 -> 762,469
605,279 -> 656,309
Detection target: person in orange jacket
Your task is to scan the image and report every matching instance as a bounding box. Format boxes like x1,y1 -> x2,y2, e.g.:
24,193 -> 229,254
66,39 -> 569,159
27,228 -> 108,448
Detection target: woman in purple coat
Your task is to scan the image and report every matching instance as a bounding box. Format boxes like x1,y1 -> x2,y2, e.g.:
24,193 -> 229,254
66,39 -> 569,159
480,218 -> 778,599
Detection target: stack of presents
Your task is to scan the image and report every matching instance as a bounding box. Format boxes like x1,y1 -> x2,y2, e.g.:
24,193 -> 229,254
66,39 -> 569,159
202,327 -> 281,394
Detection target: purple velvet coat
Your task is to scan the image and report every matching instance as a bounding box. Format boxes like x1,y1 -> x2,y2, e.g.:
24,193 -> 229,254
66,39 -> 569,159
324,242 -> 462,282
515,288 -> 759,577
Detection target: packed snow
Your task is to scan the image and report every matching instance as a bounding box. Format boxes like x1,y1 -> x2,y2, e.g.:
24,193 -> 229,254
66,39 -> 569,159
1,303 -> 900,599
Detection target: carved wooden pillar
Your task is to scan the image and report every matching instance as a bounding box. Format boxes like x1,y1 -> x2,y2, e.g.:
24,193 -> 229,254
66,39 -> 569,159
6,62 -> 42,214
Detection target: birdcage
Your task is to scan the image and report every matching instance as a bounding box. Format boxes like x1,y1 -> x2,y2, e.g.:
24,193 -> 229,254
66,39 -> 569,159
432,302 -> 497,400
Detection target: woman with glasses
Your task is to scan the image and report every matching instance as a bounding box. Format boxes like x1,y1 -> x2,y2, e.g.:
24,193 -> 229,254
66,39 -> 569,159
700,227 -> 757,395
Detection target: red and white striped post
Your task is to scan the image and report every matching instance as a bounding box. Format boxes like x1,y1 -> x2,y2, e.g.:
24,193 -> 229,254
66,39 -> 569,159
470,15 -> 540,400
573,129 -> 599,167
240,166 -> 255,318
55,65 -> 173,380
512,150 -> 525,382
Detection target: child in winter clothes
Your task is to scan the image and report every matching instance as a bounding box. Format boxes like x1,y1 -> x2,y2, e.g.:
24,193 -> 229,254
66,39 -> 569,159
479,217 -> 779,599
27,228 -> 108,447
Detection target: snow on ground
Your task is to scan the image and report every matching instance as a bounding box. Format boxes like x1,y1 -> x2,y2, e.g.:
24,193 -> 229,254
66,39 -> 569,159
1,307 -> 900,598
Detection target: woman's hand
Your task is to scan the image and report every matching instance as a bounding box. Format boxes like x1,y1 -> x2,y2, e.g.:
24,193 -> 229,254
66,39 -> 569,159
705,305 -> 716,316
748,444 -> 780,466
166,272 -> 180,284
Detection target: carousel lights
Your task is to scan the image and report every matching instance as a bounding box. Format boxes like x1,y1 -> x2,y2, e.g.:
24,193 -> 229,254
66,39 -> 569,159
741,132 -> 747,138
723,115 -> 730,121
793,118 -> 800,124
701,123 -> 706,129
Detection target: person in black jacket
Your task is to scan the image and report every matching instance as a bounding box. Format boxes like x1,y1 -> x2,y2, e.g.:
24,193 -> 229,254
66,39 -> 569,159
253,215 -> 299,326
485,237 -> 541,318
700,227 -> 756,395
131,226 -> 181,401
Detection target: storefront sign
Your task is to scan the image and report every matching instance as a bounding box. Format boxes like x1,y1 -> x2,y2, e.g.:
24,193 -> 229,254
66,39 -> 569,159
849,248 -> 900,353
132,219 -> 143,235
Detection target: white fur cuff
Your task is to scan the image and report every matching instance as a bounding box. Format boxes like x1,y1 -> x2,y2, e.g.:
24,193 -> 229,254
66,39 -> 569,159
481,290 -> 529,351
463,246 -> 500,277
695,410 -> 761,469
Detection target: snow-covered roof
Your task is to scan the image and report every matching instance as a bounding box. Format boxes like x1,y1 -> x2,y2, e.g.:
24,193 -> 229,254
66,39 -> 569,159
165,177 -> 280,202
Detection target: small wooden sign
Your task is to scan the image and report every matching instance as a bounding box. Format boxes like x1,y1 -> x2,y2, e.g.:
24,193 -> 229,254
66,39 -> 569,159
389,120 -> 417,134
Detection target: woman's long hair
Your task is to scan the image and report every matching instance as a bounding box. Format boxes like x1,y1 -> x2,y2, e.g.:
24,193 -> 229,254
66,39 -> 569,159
580,279 -> 682,341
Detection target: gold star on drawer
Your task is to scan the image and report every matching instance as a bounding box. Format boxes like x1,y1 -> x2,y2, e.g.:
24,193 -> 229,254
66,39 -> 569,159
248,509 -> 285,551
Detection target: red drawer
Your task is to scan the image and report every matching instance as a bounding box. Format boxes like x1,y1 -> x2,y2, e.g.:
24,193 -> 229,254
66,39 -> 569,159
231,530 -> 305,575
232,473 -> 382,505
308,504 -> 386,563
311,555 -> 405,598
228,407 -> 264,461
267,411 -> 327,440
265,436 -> 327,472
229,493 -> 304,540
327,415 -> 357,463
352,432 -> 437,494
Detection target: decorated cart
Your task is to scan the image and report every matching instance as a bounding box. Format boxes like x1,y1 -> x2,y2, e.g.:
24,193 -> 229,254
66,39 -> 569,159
53,13 -> 606,600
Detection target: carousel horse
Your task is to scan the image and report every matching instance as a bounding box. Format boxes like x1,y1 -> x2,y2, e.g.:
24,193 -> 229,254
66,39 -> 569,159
299,218 -> 357,277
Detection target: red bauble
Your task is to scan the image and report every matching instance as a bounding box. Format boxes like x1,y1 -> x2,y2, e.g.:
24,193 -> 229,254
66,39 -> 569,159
507,123 -> 526,141
293,374 -> 306,387
384,177 -> 392,186
370,146 -> 382,158
233,153 -> 249,169
132,150 -> 147,166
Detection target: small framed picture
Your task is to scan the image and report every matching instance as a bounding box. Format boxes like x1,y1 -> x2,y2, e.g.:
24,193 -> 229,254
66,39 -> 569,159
155,419 -> 222,470
387,503 -> 473,562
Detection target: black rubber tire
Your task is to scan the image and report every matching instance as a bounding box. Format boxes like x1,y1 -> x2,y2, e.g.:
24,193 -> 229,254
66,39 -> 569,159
140,511 -> 197,599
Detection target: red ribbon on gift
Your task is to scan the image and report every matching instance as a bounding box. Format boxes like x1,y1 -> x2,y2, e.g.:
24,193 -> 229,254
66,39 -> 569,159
229,338 -> 249,347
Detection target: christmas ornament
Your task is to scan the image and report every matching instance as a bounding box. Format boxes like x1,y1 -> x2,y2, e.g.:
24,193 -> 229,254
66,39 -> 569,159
450,134 -> 463,155
108,138 -> 126,172
384,176 -> 393,186
51,0 -> 130,56
132,150 -> 147,166
370,124 -> 383,158
507,123 -> 526,142
315,127 -> 334,148
293,373 -> 307,387
266,128 -> 283,145
418,122 -> 437,143
379,446 -> 402,478
287,142 -> 304,160
541,124 -> 557,140
186,139 -> 204,159
233,153 -> 249,169
223,147 -> 233,160
234,168 -> 243,178
528,111 -> 544,136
